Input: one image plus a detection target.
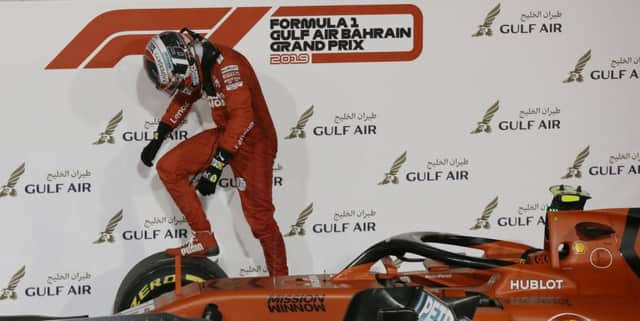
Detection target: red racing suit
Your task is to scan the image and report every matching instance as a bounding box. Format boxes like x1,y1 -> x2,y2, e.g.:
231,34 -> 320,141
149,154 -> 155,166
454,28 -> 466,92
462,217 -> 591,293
155,45 -> 288,276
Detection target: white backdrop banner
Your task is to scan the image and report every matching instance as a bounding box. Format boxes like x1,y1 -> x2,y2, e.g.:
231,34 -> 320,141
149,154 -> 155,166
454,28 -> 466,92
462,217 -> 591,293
0,0 -> 639,316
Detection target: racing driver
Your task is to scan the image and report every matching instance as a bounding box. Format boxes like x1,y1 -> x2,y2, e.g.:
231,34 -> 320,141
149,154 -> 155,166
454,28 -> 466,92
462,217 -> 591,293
140,29 -> 288,276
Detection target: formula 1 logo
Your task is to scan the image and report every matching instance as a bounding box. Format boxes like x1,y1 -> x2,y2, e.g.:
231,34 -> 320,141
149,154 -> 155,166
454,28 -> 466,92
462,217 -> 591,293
46,5 -> 422,69
46,7 -> 269,69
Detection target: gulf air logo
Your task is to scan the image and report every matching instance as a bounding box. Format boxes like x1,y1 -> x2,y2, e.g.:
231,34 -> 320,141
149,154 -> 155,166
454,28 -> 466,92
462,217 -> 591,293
46,7 -> 270,69
46,4 -> 423,69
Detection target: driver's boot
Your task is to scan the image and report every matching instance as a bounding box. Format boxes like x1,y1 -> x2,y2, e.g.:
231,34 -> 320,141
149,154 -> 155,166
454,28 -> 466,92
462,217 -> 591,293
165,230 -> 219,257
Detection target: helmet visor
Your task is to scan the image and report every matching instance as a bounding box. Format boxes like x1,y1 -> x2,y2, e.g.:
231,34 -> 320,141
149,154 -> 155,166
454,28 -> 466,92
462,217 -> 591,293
143,57 -> 161,88
143,56 -> 182,96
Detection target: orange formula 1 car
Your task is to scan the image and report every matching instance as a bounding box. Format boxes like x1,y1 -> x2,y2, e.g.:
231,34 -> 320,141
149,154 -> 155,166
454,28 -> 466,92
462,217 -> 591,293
7,185 -> 640,321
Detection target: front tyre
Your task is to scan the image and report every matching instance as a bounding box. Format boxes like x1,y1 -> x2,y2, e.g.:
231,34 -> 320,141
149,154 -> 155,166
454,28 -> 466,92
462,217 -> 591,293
113,251 -> 226,313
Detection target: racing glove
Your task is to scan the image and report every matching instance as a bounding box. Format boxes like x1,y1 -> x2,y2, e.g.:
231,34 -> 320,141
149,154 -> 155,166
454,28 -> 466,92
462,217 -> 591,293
141,122 -> 172,167
196,148 -> 233,196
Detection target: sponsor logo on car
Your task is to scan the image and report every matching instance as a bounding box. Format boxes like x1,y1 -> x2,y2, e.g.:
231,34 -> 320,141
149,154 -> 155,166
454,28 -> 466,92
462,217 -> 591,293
130,274 -> 204,307
415,291 -> 458,321
589,247 -> 613,269
267,294 -> 326,313
509,279 -> 565,290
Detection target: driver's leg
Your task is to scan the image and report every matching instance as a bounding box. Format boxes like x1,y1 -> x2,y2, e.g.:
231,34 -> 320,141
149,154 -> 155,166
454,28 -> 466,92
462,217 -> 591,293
157,129 -> 220,256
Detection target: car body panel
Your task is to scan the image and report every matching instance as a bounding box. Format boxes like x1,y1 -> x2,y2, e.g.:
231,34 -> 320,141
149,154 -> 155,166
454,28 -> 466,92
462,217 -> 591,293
146,207 -> 640,321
